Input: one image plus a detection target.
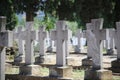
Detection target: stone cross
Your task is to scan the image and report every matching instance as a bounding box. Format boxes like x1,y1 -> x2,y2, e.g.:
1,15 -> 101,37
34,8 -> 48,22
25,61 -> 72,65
106,29 -> 115,54
48,31 -> 56,52
0,16 -> 13,80
86,23 -> 93,58
14,26 -> 25,57
25,22 -> 38,65
91,18 -> 106,70
64,25 -> 72,57
35,26 -> 46,63
115,22 -> 120,60
51,21 -> 69,66
38,26 -> 46,56
75,29 -> 85,53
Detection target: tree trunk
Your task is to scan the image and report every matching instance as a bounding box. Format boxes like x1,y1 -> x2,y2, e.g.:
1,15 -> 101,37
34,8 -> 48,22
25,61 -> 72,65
26,8 -> 34,21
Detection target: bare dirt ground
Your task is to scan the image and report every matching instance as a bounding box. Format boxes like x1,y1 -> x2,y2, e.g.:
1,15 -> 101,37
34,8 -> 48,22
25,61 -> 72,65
5,48 -> 120,80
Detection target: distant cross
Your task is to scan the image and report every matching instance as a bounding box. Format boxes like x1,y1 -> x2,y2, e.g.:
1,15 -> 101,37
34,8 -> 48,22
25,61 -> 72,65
14,26 -> 25,56
38,26 -> 46,56
86,23 -> 93,58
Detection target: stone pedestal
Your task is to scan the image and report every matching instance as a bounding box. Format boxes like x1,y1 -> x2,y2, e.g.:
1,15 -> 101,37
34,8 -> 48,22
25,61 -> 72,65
107,49 -> 114,55
82,58 -> 93,66
19,65 -> 41,76
49,66 -> 72,79
111,60 -> 120,73
35,55 -> 46,63
84,69 -> 112,80
14,54 -> 25,63
74,46 -> 80,53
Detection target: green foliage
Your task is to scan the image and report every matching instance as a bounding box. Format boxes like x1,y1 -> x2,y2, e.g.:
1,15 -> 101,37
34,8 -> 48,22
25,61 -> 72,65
44,0 -> 76,20
43,0 -> 119,29
0,0 -> 18,30
13,0 -> 44,21
66,21 -> 78,35
12,0 -> 120,29
34,14 -> 56,31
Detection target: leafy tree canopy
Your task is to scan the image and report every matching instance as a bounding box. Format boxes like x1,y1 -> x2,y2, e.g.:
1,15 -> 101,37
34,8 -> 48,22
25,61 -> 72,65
0,0 -> 18,30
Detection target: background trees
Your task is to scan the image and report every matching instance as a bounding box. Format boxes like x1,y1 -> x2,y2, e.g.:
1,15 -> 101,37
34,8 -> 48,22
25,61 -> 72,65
0,0 -> 18,30
1,0 -> 120,30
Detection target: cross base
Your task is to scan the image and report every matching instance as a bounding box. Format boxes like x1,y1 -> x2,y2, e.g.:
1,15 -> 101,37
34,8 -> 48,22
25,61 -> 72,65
14,54 -> 25,63
74,46 -> 81,53
49,66 -> 72,79
35,55 -> 46,63
106,48 -> 114,55
19,65 -> 41,76
111,60 -> 120,73
84,69 -> 112,80
82,58 -> 93,66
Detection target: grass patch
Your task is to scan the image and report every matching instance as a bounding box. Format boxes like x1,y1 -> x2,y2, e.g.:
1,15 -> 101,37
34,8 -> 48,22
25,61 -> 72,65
72,69 -> 84,80
113,76 -> 120,80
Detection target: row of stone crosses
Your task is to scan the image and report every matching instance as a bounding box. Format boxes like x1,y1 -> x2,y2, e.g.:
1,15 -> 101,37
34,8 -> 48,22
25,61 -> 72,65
0,16 -> 119,80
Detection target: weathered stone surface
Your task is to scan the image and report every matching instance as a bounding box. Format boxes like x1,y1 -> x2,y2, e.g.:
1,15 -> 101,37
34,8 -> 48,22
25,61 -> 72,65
19,65 -> 42,76
49,66 -> 72,79
82,58 -> 93,66
35,55 -> 46,63
14,26 -> 25,63
91,18 -> 106,69
107,48 -> 114,55
85,69 -> 112,80
51,21 -> 69,66
35,26 -> 47,63
14,54 -> 25,63
111,60 -> 120,73
6,74 -> 73,80
0,16 -> 13,80
0,31 -> 13,47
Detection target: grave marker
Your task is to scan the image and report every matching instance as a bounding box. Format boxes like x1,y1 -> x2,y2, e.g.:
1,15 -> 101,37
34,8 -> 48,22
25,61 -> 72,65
85,18 -> 112,80
51,21 -> 69,66
20,22 -> 41,76
14,26 -> 25,62
106,29 -> 115,55
25,22 -> 38,64
0,16 -> 13,80
35,26 -> 47,63
49,21 -> 72,79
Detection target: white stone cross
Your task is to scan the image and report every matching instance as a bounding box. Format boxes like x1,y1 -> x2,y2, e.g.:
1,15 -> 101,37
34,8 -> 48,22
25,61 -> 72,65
38,26 -> 46,56
25,22 -> 38,65
51,21 -> 69,66
106,29 -> 115,49
75,29 -> 84,53
86,23 -> 93,58
115,22 -> 120,59
14,26 -> 25,56
64,25 -> 72,57
106,29 -> 115,54
91,18 -> 106,70
0,16 -> 13,80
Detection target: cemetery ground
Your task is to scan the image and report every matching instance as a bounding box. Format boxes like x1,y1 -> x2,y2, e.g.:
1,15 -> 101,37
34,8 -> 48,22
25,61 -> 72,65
5,48 -> 120,80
